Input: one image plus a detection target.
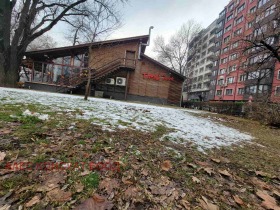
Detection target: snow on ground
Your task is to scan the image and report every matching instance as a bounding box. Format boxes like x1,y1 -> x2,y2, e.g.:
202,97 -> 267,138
0,88 -> 253,151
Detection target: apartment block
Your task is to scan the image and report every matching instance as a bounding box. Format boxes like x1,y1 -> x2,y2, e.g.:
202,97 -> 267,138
186,20 -> 218,101
185,0 -> 280,103
208,8 -> 227,101
214,0 -> 258,101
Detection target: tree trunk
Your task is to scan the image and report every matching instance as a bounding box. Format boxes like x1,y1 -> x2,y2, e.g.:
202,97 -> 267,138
0,50 -> 20,87
84,69 -> 91,100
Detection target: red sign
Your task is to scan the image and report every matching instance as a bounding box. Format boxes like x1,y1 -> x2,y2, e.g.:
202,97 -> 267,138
143,73 -> 174,81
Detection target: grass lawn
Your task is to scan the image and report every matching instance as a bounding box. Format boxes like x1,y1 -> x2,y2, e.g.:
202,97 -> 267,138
0,93 -> 279,209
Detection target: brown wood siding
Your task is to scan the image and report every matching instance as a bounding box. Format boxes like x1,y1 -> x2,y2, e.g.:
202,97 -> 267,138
168,76 -> 183,105
128,57 -> 171,100
89,42 -> 139,70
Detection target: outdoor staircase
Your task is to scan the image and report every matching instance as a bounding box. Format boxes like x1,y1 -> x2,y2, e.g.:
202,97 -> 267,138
56,58 -> 136,93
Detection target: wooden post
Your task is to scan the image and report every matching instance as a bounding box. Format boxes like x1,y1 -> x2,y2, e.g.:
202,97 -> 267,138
84,69 -> 91,100
125,71 -> 130,100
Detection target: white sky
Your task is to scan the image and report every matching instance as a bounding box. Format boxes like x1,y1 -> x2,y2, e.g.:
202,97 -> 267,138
48,0 -> 229,58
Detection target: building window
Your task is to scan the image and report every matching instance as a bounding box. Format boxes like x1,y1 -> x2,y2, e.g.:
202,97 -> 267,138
212,70 -> 217,76
250,6 -> 256,13
232,41 -> 239,49
246,85 -> 269,94
238,88 -> 244,95
276,87 -> 280,96
229,65 -> 237,72
221,57 -> 228,64
239,74 -> 246,81
230,53 -> 238,60
224,35 -> 231,43
223,47 -> 229,53
218,79 -> 224,85
227,77 -> 235,84
219,69 -> 226,75
265,4 -> 276,17
228,3 -> 234,11
278,70 -> 280,80
225,25 -> 232,32
227,14 -> 233,22
216,30 -> 223,37
258,0 -> 271,8
247,21 -> 253,29
234,28 -> 243,36
235,16 -> 244,25
216,90 -> 222,95
225,89 -> 233,95
237,3 -> 245,13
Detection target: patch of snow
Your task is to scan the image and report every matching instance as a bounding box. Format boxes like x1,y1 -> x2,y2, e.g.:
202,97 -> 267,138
22,109 -> 49,121
0,88 -> 253,151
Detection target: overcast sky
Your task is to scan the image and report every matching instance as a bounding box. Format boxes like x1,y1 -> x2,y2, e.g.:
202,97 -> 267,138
48,0 -> 229,58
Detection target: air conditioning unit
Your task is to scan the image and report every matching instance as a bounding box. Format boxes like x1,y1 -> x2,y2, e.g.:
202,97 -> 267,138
116,77 -> 126,86
105,78 -> 115,85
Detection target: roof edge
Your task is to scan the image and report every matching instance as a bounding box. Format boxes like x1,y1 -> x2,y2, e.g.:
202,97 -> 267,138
25,35 -> 150,55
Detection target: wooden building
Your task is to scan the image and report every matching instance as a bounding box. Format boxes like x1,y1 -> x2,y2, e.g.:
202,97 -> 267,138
23,35 -> 185,105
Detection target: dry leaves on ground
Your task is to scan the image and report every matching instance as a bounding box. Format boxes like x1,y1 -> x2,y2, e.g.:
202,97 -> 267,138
161,160 -> 172,171
233,195 -> 244,206
74,194 -> 114,210
256,190 -> 280,210
0,152 -> 6,162
46,188 -> 72,202
199,196 -> 219,210
192,176 -> 201,184
25,195 -> 41,207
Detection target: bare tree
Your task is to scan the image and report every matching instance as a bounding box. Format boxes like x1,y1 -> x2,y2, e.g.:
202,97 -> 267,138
0,0 -> 125,87
236,0 -> 280,101
27,34 -> 57,51
153,20 -> 202,75
64,0 -> 122,46
243,0 -> 280,62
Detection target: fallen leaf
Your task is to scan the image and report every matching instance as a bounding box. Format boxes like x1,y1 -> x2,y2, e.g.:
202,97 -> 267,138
211,158 -> 221,163
256,171 -> 273,178
36,172 -> 66,192
199,196 -> 219,210
256,189 -> 280,210
0,129 -> 12,135
46,188 -> 72,202
251,177 -> 271,190
121,176 -> 133,185
161,160 -> 172,171
203,167 -> 215,176
124,187 -> 139,199
187,163 -> 197,169
233,195 -> 244,206
0,204 -> 11,210
0,152 -> 6,162
25,195 -> 40,207
80,170 -> 91,176
99,178 -> 119,194
196,161 -> 210,167
192,176 -> 201,184
74,194 -> 113,210
74,183 -> 84,193
141,169 -> 148,176
180,199 -> 191,210
218,169 -> 232,178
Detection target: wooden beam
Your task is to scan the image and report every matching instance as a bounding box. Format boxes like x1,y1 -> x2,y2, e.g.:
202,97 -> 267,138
125,70 -> 130,100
